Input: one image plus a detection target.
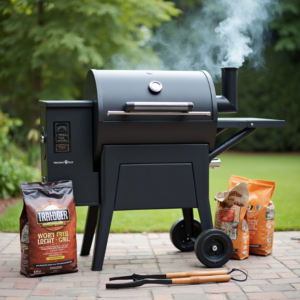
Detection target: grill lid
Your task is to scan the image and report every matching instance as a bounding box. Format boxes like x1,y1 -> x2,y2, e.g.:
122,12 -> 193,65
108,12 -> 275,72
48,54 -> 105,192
84,69 -> 218,169
84,70 -> 216,122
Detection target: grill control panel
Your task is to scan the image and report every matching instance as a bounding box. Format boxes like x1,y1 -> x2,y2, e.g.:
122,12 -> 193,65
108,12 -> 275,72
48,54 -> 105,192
54,122 -> 71,153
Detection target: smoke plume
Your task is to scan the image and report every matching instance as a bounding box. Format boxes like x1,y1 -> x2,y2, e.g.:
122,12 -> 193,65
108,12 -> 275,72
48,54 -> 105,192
111,0 -> 279,80
213,0 -> 278,74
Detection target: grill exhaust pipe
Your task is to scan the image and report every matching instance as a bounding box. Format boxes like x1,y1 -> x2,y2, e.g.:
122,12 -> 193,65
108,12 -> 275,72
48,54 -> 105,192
216,67 -> 238,113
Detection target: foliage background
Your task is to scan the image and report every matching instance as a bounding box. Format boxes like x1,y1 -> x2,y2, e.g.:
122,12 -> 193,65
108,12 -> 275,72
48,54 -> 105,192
0,0 -> 180,130
1,0 -> 299,153
0,0 -> 180,198
0,111 -> 39,199
0,0 -> 299,199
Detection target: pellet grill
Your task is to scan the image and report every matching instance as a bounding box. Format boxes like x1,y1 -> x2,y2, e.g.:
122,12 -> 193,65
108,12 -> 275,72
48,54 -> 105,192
40,68 -> 284,270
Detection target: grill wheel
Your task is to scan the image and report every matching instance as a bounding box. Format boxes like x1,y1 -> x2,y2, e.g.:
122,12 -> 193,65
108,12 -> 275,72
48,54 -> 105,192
194,229 -> 233,268
170,218 -> 202,252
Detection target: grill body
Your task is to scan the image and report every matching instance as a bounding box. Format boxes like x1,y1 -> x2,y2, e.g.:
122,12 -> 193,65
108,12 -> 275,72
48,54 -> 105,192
39,68 -> 285,272
84,70 -> 218,169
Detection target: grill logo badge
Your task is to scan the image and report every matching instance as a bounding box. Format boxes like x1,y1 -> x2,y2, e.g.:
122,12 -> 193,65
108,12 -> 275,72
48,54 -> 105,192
53,160 -> 73,165
36,202 -> 70,231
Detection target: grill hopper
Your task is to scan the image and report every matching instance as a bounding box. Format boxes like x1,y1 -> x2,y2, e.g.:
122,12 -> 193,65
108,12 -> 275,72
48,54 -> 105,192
84,70 -> 218,170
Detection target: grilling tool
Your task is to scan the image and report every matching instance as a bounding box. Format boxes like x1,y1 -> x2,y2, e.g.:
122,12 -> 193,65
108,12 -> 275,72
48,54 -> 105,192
106,268 -> 247,288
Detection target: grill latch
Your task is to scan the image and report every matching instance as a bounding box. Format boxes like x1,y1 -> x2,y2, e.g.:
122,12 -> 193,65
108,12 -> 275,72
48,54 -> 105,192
209,158 -> 221,168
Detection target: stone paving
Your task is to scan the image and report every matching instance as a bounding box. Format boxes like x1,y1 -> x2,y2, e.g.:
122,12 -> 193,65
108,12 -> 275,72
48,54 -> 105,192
0,231 -> 300,300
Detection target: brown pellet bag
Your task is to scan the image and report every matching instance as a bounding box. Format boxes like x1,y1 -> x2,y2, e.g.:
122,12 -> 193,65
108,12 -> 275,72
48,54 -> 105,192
20,180 -> 78,277
214,181 -> 250,260
228,175 -> 275,256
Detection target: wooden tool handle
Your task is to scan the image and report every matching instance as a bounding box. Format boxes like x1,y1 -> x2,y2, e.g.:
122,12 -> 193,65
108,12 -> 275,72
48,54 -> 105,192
166,270 -> 228,278
172,275 -> 231,285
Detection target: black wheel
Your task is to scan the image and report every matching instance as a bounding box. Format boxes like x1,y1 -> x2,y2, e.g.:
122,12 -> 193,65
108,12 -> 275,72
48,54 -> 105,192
170,218 -> 202,252
194,229 -> 233,268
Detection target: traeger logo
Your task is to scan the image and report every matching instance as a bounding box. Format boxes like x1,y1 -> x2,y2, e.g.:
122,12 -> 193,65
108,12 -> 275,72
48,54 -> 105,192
36,202 -> 70,231
37,209 -> 70,223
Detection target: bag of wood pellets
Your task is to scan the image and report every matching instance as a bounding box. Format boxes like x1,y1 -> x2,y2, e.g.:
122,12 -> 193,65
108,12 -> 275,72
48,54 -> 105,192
214,181 -> 250,260
20,180 -> 78,277
228,175 -> 275,256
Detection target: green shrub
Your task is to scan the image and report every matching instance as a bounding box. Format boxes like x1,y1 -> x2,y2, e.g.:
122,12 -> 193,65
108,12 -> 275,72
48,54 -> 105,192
0,110 -> 40,199
0,110 -> 23,159
0,157 -> 40,199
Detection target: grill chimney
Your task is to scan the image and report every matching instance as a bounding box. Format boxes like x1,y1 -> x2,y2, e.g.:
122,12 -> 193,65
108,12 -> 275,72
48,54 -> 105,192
216,67 -> 238,113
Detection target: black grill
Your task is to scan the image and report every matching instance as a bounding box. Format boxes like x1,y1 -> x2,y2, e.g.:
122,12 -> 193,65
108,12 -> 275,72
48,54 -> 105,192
39,67 -> 284,271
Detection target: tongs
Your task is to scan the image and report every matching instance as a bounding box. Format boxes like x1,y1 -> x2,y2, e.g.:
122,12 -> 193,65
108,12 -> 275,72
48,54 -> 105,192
106,268 -> 247,288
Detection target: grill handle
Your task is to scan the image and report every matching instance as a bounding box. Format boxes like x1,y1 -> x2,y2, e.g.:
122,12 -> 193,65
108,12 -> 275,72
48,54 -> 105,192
107,111 -> 211,116
125,102 -> 194,112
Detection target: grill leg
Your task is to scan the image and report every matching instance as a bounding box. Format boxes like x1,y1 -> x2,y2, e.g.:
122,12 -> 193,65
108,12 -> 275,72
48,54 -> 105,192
80,205 -> 98,256
195,174 -> 213,231
193,149 -> 213,231
91,202 -> 114,271
91,146 -> 120,271
197,199 -> 213,231
182,208 -> 194,238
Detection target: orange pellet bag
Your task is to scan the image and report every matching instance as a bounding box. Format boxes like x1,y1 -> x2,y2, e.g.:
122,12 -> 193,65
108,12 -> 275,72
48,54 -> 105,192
228,175 -> 275,256
214,182 -> 250,260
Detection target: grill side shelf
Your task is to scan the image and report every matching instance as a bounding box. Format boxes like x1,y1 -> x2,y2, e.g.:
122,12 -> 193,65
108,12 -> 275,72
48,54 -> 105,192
212,118 -> 285,160
217,118 -> 285,128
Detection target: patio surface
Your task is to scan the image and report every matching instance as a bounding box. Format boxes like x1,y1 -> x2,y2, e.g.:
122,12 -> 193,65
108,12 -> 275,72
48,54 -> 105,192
0,231 -> 300,300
